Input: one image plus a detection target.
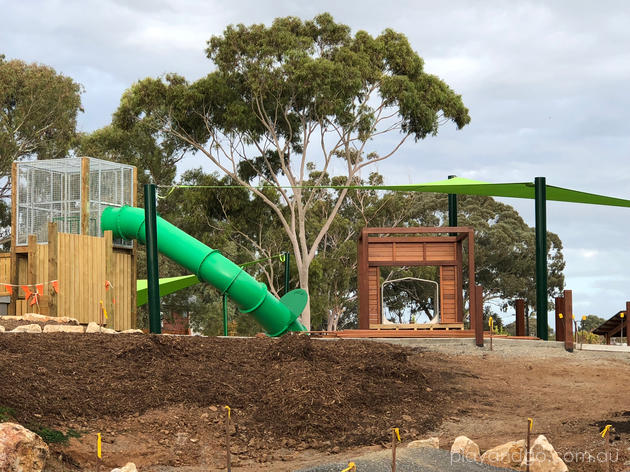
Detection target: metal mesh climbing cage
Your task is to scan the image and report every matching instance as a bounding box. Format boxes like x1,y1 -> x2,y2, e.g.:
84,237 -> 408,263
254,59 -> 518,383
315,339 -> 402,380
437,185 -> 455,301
15,157 -> 134,246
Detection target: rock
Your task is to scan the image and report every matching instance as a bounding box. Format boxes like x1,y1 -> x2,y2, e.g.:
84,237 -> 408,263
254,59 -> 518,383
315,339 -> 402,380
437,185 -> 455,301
43,324 -> 85,333
451,436 -> 481,462
521,435 -> 568,472
10,324 -> 42,333
0,316 -> 23,321
85,322 -> 101,333
408,437 -> 439,449
0,422 -> 49,471
0,326 -> 4,333
110,463 -> 137,472
481,440 -> 526,468
120,329 -> 143,334
22,313 -> 79,324
85,322 -> 117,334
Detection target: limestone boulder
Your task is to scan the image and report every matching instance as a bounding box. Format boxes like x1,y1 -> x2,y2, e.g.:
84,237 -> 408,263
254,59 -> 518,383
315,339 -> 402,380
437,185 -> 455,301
481,440 -> 526,468
23,314 -> 79,324
10,324 -> 42,333
451,436 -> 481,462
120,329 -> 143,334
85,322 -> 101,333
0,325 -> 4,333
85,322 -> 117,334
111,463 -> 137,472
521,435 -> 568,472
408,437 -> 439,449
0,422 -> 49,471
43,324 -> 84,333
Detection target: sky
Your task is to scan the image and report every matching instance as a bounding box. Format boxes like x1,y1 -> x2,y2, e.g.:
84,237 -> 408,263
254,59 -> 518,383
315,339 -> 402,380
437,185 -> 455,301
2,0 -> 630,326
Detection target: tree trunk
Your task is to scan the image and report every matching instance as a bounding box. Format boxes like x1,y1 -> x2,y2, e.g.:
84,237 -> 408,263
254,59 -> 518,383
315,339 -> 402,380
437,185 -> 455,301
297,263 -> 311,330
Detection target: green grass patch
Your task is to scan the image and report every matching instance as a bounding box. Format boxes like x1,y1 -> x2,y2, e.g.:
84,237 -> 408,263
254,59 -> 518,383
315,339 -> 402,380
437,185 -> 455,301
28,426 -> 82,444
0,406 -> 16,422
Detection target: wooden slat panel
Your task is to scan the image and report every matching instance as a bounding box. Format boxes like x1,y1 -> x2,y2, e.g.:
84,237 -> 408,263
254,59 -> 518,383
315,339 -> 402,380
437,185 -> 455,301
425,243 -> 456,262
0,254 -> 10,295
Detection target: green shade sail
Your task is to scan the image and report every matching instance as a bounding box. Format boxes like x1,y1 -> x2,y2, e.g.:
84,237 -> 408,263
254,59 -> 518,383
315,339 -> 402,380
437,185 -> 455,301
365,177 -> 630,208
136,275 -> 200,307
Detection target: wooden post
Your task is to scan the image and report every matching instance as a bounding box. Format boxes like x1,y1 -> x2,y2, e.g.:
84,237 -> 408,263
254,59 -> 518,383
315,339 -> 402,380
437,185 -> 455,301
48,223 -> 58,318
475,285 -> 484,347
555,296 -> 565,342
26,235 -> 37,313
9,162 -> 18,315
563,290 -> 573,352
625,301 -> 630,346
80,157 -> 90,235
469,231 -> 482,347
515,299 -> 525,337
358,229 -> 369,329
104,230 -> 114,329
131,166 -> 138,328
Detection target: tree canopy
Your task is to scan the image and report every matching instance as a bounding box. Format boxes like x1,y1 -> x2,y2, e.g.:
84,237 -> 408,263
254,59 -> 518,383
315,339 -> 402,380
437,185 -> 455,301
0,55 -> 83,202
111,13 -> 471,328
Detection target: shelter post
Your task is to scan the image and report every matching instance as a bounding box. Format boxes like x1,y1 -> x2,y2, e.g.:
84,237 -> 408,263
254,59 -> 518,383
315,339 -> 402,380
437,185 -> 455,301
563,290 -> 573,351
448,175 -> 457,236
626,301 -> 630,346
555,296 -> 565,342
534,177 -> 548,340
515,298 -> 525,337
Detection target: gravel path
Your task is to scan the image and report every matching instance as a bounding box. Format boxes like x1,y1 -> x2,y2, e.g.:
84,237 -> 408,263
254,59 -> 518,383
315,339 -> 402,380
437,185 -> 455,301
297,448 -> 513,472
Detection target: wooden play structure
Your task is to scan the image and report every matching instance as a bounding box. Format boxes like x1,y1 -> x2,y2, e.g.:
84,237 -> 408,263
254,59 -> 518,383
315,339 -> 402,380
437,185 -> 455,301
0,157 -> 137,329
357,226 -> 479,333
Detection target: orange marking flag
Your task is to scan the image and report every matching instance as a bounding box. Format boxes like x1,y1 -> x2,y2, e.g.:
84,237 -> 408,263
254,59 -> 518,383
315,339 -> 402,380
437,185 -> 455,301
51,281 -> 59,293
30,293 -> 39,306
4,284 -> 12,295
21,285 -> 32,300
36,283 -> 44,295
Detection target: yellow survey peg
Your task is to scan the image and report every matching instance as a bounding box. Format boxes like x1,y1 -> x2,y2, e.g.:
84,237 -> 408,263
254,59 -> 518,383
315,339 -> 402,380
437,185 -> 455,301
97,432 -> 102,459
601,424 -> 612,438
224,405 -> 231,419
393,427 -> 401,441
341,462 -> 356,472
528,418 -> 533,431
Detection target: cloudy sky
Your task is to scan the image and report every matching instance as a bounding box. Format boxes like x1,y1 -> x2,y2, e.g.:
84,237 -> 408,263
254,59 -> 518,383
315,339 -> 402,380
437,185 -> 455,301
3,0 -> 630,325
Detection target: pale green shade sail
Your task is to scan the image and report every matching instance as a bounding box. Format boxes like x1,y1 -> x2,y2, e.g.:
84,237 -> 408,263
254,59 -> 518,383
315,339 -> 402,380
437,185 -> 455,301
136,275 -> 200,307
364,177 -> 630,208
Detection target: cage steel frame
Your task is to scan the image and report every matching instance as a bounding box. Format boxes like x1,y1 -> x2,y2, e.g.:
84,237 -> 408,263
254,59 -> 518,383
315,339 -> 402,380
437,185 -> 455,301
15,157 -> 134,246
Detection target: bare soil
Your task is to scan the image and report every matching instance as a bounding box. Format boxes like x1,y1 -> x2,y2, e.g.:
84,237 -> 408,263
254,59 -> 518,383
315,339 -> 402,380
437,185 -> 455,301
0,333 -> 628,471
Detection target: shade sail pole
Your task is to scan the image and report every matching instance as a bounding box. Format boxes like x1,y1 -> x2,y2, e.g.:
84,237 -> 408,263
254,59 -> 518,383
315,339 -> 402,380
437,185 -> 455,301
448,175 -> 457,236
535,177 -> 548,340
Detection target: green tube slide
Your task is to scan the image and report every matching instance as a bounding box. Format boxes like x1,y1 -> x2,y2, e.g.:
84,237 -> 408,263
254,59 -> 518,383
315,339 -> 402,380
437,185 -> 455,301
101,206 -> 308,336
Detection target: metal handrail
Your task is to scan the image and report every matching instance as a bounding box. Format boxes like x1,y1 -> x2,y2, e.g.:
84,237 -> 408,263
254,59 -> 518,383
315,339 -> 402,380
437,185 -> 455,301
380,277 -> 440,324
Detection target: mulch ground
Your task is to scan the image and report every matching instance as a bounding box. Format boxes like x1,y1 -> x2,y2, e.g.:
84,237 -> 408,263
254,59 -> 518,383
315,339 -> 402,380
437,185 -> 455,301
0,334 -> 465,455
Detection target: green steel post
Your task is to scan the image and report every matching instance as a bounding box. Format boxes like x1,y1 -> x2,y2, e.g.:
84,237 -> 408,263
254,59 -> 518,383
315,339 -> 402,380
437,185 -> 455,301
223,293 -> 228,336
448,175 -> 458,230
144,184 -> 161,334
284,251 -> 291,295
535,177 -> 548,340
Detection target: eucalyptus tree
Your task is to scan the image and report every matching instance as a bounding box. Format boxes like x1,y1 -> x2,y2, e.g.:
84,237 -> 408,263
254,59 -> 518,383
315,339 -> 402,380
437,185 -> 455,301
0,55 -> 82,201
111,13 -> 470,328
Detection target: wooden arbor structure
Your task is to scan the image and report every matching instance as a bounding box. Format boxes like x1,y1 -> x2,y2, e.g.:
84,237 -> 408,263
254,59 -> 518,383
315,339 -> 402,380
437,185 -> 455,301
358,227 -> 481,342
2,157 -> 138,329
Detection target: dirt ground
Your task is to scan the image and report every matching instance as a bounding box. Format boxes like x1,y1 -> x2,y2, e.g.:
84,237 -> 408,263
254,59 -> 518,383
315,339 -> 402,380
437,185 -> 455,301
0,332 -> 628,471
